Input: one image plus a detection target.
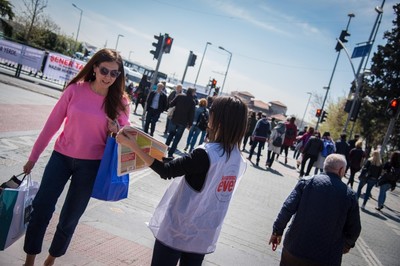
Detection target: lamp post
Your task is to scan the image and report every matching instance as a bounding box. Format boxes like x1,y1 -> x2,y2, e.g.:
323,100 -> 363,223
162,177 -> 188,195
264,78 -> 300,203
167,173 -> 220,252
194,42 -> 211,88
299,92 -> 312,130
218,46 -> 232,95
315,13 -> 355,130
115,34 -> 124,51
129,51 -> 134,60
72,3 -> 83,51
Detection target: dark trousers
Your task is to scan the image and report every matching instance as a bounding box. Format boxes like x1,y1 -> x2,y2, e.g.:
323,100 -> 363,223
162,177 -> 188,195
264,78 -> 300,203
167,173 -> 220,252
144,108 -> 161,136
267,150 -> 278,167
248,140 -> 264,163
242,132 -> 252,150
299,153 -> 318,176
166,122 -> 186,157
151,239 -> 205,266
24,151 -> 100,257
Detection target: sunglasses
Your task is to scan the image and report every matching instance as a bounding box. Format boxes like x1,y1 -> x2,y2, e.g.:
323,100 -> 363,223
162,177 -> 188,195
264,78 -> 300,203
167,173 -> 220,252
98,66 -> 121,78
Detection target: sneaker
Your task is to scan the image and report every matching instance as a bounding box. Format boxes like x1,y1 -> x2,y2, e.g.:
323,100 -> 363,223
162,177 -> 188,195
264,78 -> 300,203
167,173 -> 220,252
361,204 -> 366,209
375,206 -> 384,211
183,146 -> 188,152
285,157 -> 288,164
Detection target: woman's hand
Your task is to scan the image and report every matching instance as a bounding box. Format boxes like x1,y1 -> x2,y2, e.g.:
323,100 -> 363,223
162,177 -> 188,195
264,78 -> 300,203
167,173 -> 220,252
23,161 -> 35,174
116,128 -> 137,150
107,117 -> 120,133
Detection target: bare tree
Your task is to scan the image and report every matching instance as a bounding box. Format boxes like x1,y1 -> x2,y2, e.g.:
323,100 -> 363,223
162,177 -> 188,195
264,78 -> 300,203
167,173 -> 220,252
22,0 -> 47,41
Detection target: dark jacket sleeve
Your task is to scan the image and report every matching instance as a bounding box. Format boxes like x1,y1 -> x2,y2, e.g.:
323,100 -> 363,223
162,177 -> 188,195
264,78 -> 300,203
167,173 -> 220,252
343,193 -> 362,249
273,179 -> 307,235
149,148 -> 210,192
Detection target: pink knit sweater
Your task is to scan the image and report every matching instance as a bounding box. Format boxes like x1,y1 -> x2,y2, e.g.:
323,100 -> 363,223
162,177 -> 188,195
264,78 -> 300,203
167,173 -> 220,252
29,82 -> 130,163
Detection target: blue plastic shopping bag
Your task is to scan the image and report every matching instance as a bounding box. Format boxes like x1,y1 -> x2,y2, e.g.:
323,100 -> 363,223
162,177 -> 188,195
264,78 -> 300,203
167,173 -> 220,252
91,136 -> 129,201
0,174 -> 39,250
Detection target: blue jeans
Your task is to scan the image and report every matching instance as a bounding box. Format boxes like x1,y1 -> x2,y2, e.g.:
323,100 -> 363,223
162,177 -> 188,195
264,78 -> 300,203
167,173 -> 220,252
166,121 -> 186,157
186,126 -> 206,152
24,151 -> 100,257
377,183 -> 392,208
151,239 -> 205,266
356,178 -> 377,206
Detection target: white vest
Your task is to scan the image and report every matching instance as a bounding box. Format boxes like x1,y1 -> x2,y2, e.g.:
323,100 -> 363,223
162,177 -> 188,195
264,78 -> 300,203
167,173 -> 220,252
148,143 -> 247,254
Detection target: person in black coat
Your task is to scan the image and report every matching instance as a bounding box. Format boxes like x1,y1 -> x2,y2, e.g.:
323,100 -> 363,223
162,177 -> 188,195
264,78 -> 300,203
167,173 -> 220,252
299,132 -> 323,177
166,88 -> 196,157
144,83 -> 167,136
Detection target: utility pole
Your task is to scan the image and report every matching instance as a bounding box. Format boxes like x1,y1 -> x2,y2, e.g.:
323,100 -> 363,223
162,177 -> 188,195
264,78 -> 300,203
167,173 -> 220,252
316,13 -> 355,130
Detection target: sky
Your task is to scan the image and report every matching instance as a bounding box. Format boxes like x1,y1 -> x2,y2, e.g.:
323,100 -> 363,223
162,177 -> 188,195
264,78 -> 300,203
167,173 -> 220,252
10,0 -> 397,122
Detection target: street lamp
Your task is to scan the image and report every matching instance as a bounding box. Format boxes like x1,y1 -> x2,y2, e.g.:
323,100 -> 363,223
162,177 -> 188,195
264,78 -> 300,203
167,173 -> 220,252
129,51 -> 134,60
72,3 -> 83,51
315,13 -> 355,130
194,42 -> 211,88
115,34 -> 124,51
218,46 -> 232,95
299,92 -> 312,130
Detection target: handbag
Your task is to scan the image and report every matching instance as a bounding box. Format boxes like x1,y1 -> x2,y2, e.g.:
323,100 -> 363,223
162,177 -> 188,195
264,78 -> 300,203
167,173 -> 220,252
0,173 -> 39,250
91,136 -> 130,201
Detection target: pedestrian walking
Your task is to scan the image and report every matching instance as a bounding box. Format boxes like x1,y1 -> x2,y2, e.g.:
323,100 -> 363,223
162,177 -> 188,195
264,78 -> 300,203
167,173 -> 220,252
164,84 -> 183,134
143,83 -> 167,137
133,74 -> 150,114
376,150 -> 400,211
22,48 -> 131,266
280,116 -> 297,164
266,122 -> 285,168
165,88 -> 196,158
116,96 -> 248,266
356,150 -> 382,209
299,131 -> 323,177
269,154 -> 361,265
247,113 -> 271,166
184,98 -> 209,153
313,132 -> 336,174
242,111 -> 257,151
347,140 -> 367,189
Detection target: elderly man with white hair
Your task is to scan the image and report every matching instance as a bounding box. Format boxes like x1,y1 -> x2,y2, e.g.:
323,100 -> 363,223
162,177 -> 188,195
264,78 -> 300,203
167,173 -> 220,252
269,154 -> 361,266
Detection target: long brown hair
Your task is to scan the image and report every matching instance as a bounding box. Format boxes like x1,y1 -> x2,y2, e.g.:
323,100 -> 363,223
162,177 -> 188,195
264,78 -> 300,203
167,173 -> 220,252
208,96 -> 248,158
67,48 -> 127,120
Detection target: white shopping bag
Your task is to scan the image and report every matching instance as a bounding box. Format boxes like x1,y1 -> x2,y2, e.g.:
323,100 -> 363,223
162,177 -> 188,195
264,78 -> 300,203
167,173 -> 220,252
0,175 -> 39,250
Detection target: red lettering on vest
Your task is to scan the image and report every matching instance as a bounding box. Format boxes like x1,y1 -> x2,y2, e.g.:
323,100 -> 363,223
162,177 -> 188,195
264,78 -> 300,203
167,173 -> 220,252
217,176 -> 236,192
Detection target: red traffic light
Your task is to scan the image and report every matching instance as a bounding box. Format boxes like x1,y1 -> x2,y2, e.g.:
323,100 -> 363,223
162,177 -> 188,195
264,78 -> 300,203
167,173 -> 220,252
316,109 -> 322,117
212,79 -> 217,86
165,37 -> 172,46
390,98 -> 398,108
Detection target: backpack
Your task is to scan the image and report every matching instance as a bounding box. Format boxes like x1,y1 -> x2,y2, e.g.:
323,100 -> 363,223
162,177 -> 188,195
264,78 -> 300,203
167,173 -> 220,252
321,139 -> 335,157
272,133 -> 283,147
196,109 -> 209,131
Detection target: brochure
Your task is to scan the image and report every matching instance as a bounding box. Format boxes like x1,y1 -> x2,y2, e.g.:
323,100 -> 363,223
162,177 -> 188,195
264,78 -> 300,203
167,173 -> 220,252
117,126 -> 168,175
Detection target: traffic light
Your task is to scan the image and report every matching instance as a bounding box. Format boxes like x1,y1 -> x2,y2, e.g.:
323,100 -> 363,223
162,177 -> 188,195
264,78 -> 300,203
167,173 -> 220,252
211,79 -> 217,88
188,53 -> 197,67
150,34 -> 163,60
335,30 -> 350,52
320,111 -> 328,123
386,98 -> 399,117
316,108 -> 322,117
163,34 -> 173,54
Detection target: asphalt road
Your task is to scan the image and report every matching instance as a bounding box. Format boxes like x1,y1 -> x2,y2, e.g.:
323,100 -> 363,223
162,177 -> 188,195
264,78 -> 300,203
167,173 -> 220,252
0,70 -> 399,266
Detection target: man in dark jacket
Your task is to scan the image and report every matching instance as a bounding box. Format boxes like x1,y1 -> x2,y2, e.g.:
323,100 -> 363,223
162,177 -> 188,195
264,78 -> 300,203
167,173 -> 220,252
165,88 -> 196,157
144,83 -> 167,136
269,154 -> 361,265
164,84 -> 183,134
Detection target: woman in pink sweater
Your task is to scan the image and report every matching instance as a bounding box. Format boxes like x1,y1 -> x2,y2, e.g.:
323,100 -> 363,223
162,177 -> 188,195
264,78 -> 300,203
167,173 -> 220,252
22,49 -> 130,266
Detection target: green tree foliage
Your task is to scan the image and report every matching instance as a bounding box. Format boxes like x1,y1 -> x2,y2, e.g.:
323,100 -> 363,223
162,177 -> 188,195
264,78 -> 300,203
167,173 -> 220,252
360,3 -> 400,152
0,0 -> 14,20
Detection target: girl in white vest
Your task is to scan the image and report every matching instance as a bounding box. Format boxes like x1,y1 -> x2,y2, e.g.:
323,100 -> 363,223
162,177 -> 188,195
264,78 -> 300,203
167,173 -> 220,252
116,96 -> 248,266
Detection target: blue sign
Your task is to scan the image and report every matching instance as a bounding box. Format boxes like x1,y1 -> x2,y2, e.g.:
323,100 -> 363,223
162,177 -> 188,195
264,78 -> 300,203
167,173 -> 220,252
351,44 -> 372,58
